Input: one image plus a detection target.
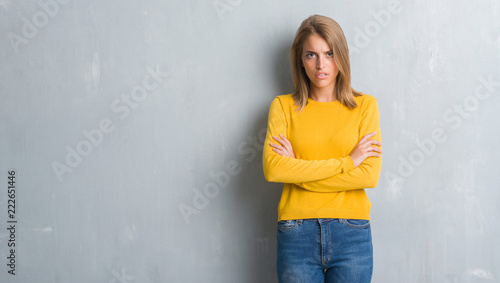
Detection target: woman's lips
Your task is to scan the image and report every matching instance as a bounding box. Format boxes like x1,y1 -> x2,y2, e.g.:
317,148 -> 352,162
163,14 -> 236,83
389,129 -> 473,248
315,73 -> 328,79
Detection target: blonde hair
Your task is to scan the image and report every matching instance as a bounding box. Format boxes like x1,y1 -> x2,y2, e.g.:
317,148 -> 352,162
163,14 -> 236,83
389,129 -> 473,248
289,14 -> 362,112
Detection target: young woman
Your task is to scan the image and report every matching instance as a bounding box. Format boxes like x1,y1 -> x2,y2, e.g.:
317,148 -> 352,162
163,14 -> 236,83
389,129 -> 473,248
262,15 -> 383,282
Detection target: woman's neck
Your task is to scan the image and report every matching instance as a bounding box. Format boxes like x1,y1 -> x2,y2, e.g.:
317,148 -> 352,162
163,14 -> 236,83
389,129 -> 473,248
309,87 -> 336,102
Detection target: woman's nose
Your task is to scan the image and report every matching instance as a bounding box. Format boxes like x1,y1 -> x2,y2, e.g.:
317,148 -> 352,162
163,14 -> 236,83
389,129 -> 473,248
316,56 -> 324,69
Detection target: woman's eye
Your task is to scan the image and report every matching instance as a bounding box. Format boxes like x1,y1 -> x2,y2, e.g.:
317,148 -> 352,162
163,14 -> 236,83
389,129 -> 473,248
306,53 -> 315,58
327,52 -> 334,57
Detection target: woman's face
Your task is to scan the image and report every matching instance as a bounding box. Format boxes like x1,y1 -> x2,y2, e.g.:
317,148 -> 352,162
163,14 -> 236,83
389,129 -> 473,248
301,34 -> 339,94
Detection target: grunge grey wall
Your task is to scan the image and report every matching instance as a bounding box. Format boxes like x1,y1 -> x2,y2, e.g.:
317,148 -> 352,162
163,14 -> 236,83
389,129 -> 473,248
1,0 -> 499,282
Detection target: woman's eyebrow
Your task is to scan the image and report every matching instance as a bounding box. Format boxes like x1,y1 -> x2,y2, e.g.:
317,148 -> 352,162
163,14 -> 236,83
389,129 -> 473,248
304,50 -> 333,53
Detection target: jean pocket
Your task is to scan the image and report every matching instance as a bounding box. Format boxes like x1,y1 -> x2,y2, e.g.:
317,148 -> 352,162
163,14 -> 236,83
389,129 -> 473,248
342,218 -> 370,229
277,219 -> 300,232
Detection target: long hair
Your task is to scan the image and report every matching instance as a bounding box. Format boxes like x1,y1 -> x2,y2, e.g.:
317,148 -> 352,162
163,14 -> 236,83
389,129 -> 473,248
290,14 -> 362,112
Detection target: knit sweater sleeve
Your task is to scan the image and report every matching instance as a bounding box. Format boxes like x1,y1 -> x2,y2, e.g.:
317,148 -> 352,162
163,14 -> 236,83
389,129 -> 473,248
294,98 -> 382,192
262,97 -> 355,183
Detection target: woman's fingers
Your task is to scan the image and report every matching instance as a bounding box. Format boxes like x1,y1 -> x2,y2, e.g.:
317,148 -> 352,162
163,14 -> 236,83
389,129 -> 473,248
370,146 -> 383,153
272,135 -> 283,144
271,134 -> 295,158
272,134 -> 292,148
349,132 -> 382,167
358,131 -> 377,144
269,143 -> 280,150
366,152 -> 382,158
360,140 -> 383,154
362,139 -> 382,148
273,134 -> 290,147
272,147 -> 284,154
279,134 -> 292,147
368,146 -> 383,154
270,142 -> 285,153
357,135 -> 382,148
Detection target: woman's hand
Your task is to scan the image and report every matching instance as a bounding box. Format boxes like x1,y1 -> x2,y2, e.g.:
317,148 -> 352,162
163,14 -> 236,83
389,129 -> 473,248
349,132 -> 383,167
270,134 -> 296,158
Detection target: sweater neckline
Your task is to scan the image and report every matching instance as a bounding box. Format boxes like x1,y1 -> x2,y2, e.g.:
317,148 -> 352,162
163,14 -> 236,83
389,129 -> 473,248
307,97 -> 339,105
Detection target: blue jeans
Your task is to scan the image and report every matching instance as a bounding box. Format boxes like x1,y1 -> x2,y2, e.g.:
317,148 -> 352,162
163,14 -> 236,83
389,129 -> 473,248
277,218 -> 373,283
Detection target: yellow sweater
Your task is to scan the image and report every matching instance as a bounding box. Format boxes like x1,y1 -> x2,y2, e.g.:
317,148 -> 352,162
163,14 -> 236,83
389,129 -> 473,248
262,93 -> 382,221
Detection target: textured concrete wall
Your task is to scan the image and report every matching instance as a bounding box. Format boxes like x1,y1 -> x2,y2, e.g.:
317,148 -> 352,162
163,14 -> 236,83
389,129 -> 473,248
1,0 -> 499,282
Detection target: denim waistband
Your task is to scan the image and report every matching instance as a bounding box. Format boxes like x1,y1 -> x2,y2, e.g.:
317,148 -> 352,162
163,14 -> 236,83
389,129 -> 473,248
302,218 -> 339,223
